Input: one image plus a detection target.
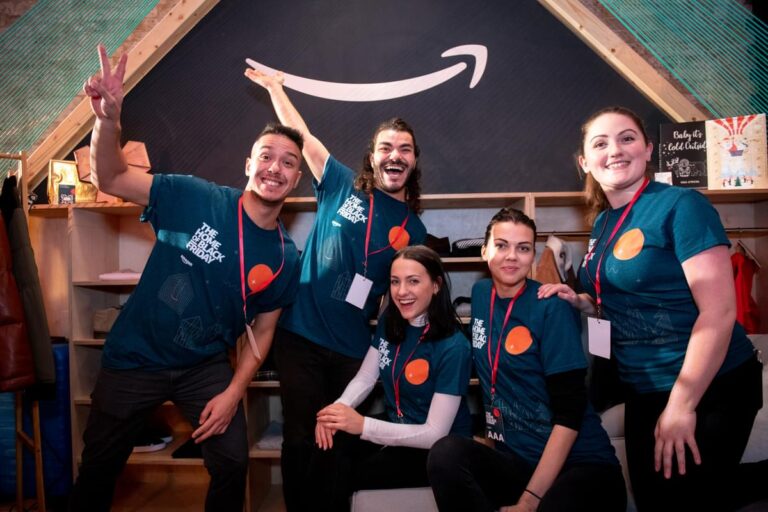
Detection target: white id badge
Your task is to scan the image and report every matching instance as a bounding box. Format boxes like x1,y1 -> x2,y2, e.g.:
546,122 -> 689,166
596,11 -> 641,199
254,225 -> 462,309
245,323 -> 263,361
345,273 -> 373,309
587,316 -> 611,359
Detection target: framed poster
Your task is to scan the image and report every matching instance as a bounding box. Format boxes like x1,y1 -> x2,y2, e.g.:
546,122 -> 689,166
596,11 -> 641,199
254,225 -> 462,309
47,159 -> 98,204
706,114 -> 767,190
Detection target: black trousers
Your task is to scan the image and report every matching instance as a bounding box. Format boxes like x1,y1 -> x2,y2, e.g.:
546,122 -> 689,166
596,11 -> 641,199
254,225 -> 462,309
625,354 -> 763,512
273,328 -> 364,511
311,437 -> 431,511
427,435 -> 627,512
68,353 -> 248,512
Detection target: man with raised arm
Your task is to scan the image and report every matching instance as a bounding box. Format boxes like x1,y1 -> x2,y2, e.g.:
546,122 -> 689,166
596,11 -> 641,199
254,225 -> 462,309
245,68 -> 427,510
69,45 -> 304,512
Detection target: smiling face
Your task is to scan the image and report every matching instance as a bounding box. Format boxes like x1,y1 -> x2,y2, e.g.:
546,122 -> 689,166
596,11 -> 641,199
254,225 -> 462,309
245,133 -> 302,204
370,129 -> 417,200
578,112 -> 653,201
389,256 -> 440,322
482,221 -> 535,298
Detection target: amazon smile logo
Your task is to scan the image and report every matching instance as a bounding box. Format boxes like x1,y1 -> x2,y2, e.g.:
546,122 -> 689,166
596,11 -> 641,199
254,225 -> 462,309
245,44 -> 487,102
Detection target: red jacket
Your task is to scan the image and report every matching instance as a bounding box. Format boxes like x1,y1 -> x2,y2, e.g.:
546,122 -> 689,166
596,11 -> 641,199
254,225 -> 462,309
0,210 -> 35,391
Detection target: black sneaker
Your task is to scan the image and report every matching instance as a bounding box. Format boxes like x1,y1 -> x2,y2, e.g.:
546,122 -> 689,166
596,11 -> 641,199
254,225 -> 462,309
132,437 -> 168,453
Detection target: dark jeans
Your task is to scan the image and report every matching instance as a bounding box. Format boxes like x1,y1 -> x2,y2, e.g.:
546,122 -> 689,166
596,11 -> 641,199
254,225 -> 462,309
273,328 -> 364,511
68,353 -> 248,512
311,436 -> 431,511
625,354 -> 763,512
427,435 -> 626,512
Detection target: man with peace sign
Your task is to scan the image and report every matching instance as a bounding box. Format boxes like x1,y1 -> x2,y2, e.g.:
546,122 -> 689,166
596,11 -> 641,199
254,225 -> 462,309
69,45 -> 304,512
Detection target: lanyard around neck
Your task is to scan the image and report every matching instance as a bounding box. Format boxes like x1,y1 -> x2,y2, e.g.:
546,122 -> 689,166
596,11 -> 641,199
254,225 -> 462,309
584,178 -> 649,318
391,323 -> 430,418
238,196 -> 285,321
488,283 -> 526,400
363,193 -> 410,276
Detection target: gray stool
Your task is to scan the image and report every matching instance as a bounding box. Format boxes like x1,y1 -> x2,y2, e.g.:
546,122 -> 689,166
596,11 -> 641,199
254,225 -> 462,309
351,487 -> 438,512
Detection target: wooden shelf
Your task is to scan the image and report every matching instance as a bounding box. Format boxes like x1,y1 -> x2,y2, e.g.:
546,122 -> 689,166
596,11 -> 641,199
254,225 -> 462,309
74,397 -> 177,407
28,204 -> 69,218
421,193 -> 527,209
249,380 -> 281,388
530,191 -> 586,207
249,447 -> 281,459
537,230 -> 591,239
702,188 -> 768,203
282,196 -> 316,211
73,338 -> 106,346
73,279 -> 139,288
724,227 -> 768,237
442,256 -> 483,263
30,201 -> 146,217
280,192 -> 531,211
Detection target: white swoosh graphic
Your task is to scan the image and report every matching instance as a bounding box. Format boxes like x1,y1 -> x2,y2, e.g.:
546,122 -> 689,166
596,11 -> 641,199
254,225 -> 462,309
246,44 -> 487,102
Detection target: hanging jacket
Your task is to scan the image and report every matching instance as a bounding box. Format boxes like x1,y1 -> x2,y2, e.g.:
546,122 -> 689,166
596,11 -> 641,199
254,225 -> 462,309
732,251 -> 760,334
0,208 -> 35,391
0,176 -> 55,388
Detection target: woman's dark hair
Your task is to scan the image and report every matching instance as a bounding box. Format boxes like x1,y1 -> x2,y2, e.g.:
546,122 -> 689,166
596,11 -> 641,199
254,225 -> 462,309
383,245 -> 462,345
576,106 -> 655,224
483,207 -> 537,247
355,117 -> 423,214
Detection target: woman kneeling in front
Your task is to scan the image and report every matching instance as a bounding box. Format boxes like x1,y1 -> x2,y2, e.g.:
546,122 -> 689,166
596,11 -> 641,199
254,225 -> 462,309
428,208 -> 626,512
314,245 -> 472,510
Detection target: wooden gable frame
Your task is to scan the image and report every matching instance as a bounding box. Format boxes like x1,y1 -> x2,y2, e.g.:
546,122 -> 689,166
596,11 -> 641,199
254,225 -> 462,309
25,0 -> 219,190
538,0 -> 709,122
25,0 -> 708,191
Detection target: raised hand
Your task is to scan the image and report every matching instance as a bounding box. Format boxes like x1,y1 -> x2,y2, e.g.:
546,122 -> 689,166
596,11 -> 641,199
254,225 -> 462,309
244,67 -> 285,92
83,44 -> 127,122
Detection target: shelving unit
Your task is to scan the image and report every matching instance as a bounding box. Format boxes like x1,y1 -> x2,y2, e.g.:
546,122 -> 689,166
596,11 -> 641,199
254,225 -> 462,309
27,187 -> 767,511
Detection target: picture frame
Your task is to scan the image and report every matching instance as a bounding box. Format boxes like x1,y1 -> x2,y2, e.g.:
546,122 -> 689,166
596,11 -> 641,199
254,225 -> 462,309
47,159 -> 98,204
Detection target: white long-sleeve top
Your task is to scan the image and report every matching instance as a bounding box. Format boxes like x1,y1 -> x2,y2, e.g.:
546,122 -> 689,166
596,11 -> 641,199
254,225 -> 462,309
336,345 -> 461,449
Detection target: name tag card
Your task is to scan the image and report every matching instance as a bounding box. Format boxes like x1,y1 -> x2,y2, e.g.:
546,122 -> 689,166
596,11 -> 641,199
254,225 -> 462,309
587,317 -> 611,359
345,273 -> 373,309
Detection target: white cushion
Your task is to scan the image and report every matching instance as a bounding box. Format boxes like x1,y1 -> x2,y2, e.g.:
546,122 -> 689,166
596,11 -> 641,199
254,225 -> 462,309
351,487 -> 438,512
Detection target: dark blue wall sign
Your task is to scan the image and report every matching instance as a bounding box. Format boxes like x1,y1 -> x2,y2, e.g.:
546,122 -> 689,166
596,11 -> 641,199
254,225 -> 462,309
116,0 -> 669,195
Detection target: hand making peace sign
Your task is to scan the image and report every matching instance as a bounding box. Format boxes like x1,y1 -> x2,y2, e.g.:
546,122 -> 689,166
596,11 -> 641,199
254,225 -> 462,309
83,44 -> 127,122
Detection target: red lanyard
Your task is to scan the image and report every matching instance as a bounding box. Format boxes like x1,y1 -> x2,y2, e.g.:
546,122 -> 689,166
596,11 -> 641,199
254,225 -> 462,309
238,196 -> 285,321
391,323 -> 430,418
363,194 -> 410,276
584,178 -> 649,318
488,284 -> 526,400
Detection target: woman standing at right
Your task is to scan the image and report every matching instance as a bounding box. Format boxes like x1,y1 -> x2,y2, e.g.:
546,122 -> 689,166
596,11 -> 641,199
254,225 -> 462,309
538,106 -> 762,511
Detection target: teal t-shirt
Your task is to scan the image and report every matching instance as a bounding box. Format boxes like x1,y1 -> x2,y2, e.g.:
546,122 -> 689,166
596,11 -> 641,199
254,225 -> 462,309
470,278 -> 618,467
373,319 -> 472,436
103,174 -> 300,370
578,182 -> 754,393
280,156 -> 426,358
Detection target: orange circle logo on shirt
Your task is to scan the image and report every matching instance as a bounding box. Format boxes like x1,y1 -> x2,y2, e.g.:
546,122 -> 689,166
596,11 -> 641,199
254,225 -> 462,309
405,358 -> 430,385
248,264 -> 274,293
613,228 -> 645,261
389,227 -> 410,251
505,326 -> 533,355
